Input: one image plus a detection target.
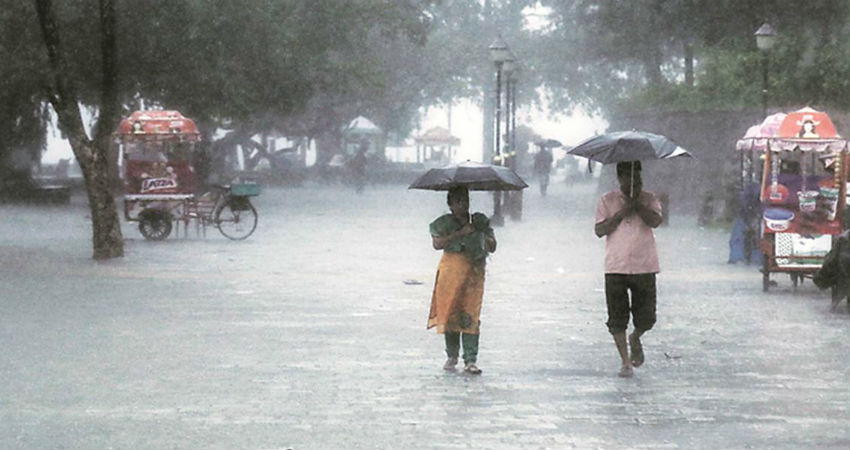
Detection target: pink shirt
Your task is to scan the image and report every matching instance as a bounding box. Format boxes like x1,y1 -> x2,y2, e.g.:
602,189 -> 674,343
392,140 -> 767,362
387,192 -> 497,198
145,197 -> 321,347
595,190 -> 662,274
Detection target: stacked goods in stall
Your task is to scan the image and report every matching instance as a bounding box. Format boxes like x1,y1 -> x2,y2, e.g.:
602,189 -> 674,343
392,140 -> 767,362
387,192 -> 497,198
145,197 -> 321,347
753,107 -> 849,290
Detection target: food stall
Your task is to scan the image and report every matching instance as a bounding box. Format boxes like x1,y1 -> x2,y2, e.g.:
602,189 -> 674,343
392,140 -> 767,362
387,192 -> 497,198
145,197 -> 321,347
759,107 -> 849,291
116,110 -> 200,240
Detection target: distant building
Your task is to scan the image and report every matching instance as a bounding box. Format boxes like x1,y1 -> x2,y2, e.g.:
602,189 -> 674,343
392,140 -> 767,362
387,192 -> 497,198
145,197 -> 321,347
410,127 -> 461,166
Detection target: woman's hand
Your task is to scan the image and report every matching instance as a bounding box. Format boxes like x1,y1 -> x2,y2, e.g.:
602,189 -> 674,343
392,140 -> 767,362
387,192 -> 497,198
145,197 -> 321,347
484,229 -> 497,253
456,223 -> 475,237
432,223 -> 475,250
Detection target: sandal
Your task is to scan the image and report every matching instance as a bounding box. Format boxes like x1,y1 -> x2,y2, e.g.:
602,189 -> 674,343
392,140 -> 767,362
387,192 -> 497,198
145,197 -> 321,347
443,357 -> 458,371
464,363 -> 482,375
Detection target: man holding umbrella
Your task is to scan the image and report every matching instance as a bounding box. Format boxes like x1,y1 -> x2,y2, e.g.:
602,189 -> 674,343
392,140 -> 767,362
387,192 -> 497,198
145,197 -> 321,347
570,130 -> 689,378
594,161 -> 663,378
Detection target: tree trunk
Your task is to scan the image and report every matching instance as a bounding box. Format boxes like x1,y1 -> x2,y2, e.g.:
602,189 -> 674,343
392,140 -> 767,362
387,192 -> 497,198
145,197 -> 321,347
482,84 -> 495,164
482,0 -> 494,164
193,119 -> 217,190
96,0 -> 121,190
82,141 -> 124,260
684,41 -> 694,87
36,0 -> 124,259
643,0 -> 664,87
315,130 -> 343,165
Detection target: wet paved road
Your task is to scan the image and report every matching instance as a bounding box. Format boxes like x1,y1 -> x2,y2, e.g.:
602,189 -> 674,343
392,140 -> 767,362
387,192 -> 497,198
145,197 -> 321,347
1,179 -> 848,450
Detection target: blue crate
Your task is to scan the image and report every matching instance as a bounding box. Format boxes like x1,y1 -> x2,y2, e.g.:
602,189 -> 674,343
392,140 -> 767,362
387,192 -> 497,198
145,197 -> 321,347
231,183 -> 261,196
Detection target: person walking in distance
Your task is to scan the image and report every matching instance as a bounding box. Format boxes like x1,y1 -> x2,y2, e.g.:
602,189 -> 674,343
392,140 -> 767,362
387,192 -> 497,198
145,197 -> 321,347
533,147 -> 554,196
594,161 -> 663,378
348,141 -> 369,193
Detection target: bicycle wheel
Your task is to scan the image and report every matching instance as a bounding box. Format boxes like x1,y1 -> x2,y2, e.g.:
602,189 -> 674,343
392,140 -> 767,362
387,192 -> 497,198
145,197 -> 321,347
215,199 -> 257,240
139,210 -> 172,241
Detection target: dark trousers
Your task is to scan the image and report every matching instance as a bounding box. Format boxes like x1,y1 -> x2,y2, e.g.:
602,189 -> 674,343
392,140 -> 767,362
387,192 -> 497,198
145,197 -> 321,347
605,273 -> 657,334
538,173 -> 550,196
445,332 -> 479,364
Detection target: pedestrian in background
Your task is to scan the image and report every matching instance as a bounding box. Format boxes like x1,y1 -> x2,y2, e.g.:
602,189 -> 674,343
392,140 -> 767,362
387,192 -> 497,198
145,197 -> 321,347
348,141 -> 368,193
533,147 -> 554,196
594,161 -> 663,378
427,186 -> 496,375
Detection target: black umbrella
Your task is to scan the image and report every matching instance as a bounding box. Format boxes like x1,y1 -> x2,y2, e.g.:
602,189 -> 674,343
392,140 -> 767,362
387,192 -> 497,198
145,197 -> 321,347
567,130 -> 692,164
408,161 -> 528,191
533,138 -> 563,148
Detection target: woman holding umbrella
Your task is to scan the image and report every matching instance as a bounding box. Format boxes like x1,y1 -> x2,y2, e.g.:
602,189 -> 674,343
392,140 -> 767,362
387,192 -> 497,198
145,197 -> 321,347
409,161 -> 526,374
427,186 -> 496,375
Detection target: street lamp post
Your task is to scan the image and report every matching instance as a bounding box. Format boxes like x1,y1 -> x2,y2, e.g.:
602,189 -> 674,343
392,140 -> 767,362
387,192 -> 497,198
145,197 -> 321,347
503,57 -> 515,156
488,35 -> 511,226
752,22 -> 777,192
510,67 -> 523,220
503,58 -> 523,221
755,23 -> 777,120
502,57 -> 515,222
735,22 -> 778,265
510,68 -> 518,151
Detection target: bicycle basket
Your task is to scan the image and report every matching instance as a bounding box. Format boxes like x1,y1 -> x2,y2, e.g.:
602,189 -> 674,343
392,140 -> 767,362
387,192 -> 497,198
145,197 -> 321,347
231,183 -> 261,196
229,196 -> 252,211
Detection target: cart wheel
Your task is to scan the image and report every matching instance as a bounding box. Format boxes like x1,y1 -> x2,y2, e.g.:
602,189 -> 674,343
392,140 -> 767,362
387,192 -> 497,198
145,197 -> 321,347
791,273 -> 799,289
762,253 -> 770,292
215,199 -> 257,240
139,210 -> 172,241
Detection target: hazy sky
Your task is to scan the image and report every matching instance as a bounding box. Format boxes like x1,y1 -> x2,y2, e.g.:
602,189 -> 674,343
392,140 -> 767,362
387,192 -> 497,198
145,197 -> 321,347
419,97 -> 608,163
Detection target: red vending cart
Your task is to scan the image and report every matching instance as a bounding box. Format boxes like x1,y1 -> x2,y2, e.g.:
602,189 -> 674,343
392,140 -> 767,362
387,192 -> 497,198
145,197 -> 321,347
116,110 -> 201,240
760,107 -> 849,291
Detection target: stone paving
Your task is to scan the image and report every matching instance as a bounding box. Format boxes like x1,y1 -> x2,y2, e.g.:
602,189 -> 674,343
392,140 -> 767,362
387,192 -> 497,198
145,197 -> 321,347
1,179 -> 848,450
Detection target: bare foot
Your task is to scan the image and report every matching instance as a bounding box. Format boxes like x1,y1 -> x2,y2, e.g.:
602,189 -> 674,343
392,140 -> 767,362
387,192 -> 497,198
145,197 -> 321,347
629,333 -> 644,367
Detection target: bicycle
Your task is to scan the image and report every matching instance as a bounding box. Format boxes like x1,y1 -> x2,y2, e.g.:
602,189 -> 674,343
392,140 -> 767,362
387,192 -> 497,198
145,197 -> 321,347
185,182 -> 259,240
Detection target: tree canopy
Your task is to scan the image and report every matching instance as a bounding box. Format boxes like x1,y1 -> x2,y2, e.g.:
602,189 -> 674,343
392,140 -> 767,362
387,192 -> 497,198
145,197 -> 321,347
9,0 -> 436,258
538,0 -> 850,114
8,0 -> 850,171
3,0 -> 435,168
7,0 -> 850,258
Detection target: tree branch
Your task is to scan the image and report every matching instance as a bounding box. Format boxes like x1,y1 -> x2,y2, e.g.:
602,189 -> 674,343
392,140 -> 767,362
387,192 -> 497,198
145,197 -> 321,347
94,0 -> 119,145
34,0 -> 92,161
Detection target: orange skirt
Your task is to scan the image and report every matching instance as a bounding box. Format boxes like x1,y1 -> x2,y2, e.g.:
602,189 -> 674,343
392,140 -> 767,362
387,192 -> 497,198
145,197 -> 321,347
427,252 -> 484,334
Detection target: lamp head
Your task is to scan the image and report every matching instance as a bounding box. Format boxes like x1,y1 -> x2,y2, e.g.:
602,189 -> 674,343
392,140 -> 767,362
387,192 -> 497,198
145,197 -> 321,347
502,57 -> 517,76
488,35 -> 511,64
755,22 -> 777,51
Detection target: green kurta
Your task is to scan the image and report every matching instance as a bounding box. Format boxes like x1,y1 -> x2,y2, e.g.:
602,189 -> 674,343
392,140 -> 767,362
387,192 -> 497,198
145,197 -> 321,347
428,213 -> 494,264
427,212 -> 495,334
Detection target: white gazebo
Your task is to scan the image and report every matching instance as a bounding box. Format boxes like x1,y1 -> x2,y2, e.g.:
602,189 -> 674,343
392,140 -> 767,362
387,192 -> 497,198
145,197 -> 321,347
343,116 -> 383,155
413,127 -> 461,164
